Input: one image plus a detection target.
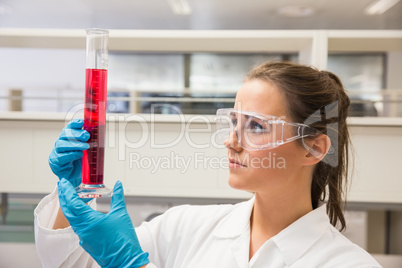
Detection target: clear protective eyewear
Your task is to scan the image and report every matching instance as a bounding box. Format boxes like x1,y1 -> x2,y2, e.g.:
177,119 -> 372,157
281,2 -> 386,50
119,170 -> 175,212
215,108 -> 333,152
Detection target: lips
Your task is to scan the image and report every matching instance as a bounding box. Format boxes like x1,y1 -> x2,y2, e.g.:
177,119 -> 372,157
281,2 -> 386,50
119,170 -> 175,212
229,158 -> 247,168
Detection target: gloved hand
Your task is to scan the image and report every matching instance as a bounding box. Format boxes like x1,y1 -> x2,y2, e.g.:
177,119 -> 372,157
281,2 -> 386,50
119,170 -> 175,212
49,119 -> 90,187
58,178 -> 150,268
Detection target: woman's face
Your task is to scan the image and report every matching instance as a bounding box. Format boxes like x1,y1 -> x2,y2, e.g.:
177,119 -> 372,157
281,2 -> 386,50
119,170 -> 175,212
225,79 -> 311,196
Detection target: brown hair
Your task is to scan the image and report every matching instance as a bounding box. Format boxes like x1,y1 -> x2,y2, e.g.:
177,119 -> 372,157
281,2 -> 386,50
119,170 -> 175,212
246,61 -> 351,231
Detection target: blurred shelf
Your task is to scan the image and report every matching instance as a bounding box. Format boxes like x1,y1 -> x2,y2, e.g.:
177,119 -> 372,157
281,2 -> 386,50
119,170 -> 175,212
0,28 -> 315,52
1,29 -> 400,53
328,30 -> 402,52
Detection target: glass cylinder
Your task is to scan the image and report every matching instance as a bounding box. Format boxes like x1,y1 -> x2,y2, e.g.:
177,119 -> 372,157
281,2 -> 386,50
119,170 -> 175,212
76,29 -> 112,198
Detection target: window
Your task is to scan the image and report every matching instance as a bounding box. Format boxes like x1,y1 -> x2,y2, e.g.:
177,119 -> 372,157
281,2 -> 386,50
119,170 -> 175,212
327,53 -> 386,117
0,48 -> 392,117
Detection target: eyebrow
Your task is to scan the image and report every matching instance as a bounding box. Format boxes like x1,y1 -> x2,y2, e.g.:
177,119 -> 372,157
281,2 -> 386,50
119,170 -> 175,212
229,112 -> 250,119
229,111 -> 252,120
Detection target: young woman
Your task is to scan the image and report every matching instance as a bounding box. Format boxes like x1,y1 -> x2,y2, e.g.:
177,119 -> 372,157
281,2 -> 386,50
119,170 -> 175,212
34,61 -> 382,268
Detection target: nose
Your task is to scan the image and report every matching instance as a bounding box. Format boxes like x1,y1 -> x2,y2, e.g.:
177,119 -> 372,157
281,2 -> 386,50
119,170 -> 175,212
224,129 -> 242,151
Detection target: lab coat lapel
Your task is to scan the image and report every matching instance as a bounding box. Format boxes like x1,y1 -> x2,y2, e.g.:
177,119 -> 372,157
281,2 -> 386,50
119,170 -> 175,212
212,197 -> 255,267
249,239 -> 286,268
230,225 -> 251,268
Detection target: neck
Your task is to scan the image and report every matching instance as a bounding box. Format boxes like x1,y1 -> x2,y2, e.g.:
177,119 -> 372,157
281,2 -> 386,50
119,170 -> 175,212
248,171 -> 313,259
251,191 -> 312,237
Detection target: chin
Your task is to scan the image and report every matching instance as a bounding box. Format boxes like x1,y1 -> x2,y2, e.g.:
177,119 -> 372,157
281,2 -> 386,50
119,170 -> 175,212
228,174 -> 252,191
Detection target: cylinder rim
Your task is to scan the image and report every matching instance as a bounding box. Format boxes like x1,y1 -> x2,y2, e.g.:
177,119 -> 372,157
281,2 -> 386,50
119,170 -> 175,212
86,28 -> 109,35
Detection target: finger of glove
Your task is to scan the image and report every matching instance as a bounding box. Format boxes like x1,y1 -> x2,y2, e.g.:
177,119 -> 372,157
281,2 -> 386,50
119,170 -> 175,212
59,128 -> 90,142
54,139 -> 89,154
69,160 -> 83,187
58,189 -> 84,233
49,157 -> 81,187
66,119 -> 85,129
110,181 -> 126,212
58,178 -> 99,229
58,178 -> 93,218
49,150 -> 84,168
58,181 -> 77,222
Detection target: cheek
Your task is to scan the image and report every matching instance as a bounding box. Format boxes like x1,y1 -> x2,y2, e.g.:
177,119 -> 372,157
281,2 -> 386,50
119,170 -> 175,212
249,151 -> 287,170
227,143 -> 306,191
248,143 -> 305,177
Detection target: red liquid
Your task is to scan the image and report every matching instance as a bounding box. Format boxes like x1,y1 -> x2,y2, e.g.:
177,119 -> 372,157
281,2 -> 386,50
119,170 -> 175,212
82,69 -> 107,185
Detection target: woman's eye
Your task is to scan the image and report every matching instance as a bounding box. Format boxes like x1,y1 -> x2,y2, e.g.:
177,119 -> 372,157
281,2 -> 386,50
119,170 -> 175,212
249,121 -> 267,133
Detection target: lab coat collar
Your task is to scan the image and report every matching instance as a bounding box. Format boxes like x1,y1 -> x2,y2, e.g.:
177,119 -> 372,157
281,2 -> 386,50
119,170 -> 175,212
212,197 -> 255,238
212,197 -> 254,268
271,203 -> 329,266
213,196 -> 330,266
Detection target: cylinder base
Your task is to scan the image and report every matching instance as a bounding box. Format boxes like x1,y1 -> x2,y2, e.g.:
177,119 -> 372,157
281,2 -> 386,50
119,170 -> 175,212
75,183 -> 112,199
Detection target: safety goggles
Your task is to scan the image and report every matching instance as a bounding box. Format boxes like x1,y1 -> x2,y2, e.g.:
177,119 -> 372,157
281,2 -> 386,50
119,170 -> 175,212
215,108 -> 332,152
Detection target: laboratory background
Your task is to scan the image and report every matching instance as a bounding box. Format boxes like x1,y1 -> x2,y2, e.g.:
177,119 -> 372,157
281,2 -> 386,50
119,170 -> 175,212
0,0 -> 402,267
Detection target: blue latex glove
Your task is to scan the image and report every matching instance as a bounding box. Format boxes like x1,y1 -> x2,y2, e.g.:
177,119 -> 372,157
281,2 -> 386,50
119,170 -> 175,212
49,119 -> 90,187
58,178 -> 150,268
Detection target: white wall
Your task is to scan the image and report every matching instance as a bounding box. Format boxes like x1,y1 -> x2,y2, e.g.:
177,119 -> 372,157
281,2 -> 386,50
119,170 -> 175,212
0,48 -> 85,89
1,114 -> 402,204
0,48 -> 85,112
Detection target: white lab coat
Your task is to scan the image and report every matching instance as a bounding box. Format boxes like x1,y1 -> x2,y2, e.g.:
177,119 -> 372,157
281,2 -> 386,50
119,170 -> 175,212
34,187 -> 382,268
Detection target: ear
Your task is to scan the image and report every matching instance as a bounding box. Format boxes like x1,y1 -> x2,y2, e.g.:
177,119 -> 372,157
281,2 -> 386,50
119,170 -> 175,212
302,134 -> 332,166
